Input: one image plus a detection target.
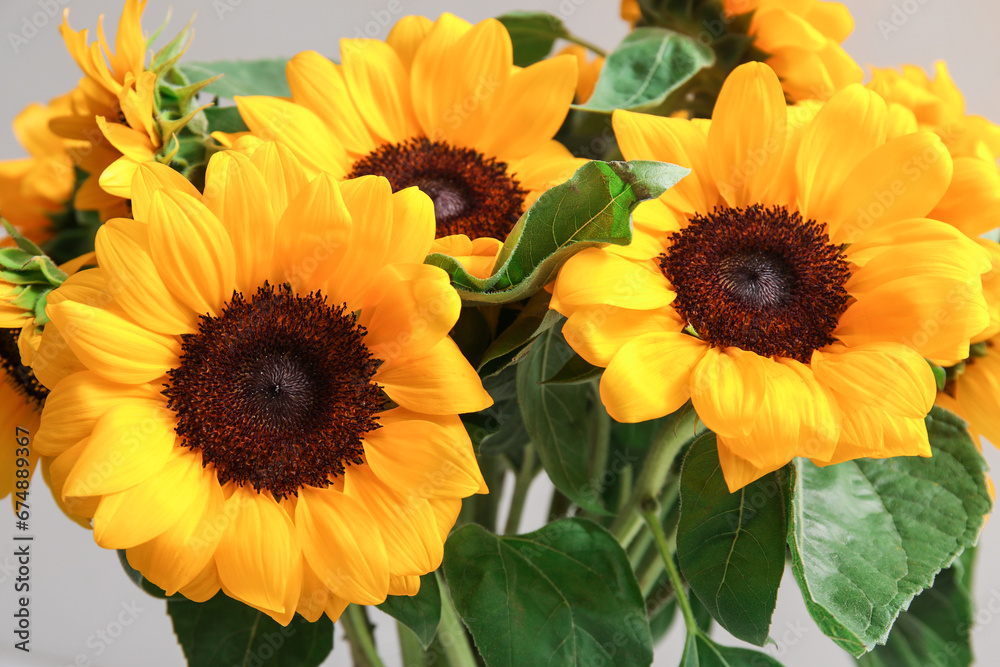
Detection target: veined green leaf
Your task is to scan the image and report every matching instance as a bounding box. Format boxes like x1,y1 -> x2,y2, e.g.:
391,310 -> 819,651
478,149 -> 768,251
443,519 -> 653,667
579,28 -> 714,113
677,433 -> 786,646
168,592 -> 333,667
790,406 -> 991,656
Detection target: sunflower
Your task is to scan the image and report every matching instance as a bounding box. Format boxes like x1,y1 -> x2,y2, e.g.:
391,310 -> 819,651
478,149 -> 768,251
33,142 -> 492,624
227,13 -> 585,279
50,0 -> 161,219
551,62 -> 991,491
724,0 -> 862,101
0,97 -> 76,245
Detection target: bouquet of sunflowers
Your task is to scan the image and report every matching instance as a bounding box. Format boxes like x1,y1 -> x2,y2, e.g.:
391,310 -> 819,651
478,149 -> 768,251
2,0 -> 998,665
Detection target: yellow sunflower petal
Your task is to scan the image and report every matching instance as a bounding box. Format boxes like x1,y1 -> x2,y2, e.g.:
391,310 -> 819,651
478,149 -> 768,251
812,343 -> 934,418
92,449 -> 202,549
363,413 -> 485,499
600,332 -> 707,423
387,15 -> 434,72
553,248 -> 675,311
614,109 -> 717,215
286,51 -> 375,157
96,219 -> 198,335
271,173 -> 353,296
716,435 -> 776,492
343,464 -> 443,576
689,346 -> 768,438
215,487 -> 302,614
477,55 -> 576,159
248,140 -> 311,215
130,162 -> 202,222
374,337 -> 492,415
796,85 -> 887,222
360,264 -> 461,361
147,190 -> 237,318
411,15 -> 509,144
202,150 -> 276,293
296,486 -> 389,605
34,371 -> 161,457
562,305 -> 684,367
829,132 -> 953,243
63,404 -> 178,498
340,38 -> 420,146
46,300 -> 180,385
235,96 -> 349,178
707,62 -> 787,207
124,463 -> 225,594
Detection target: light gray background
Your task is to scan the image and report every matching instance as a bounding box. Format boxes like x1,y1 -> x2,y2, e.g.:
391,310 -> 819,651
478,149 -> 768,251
1,1 -> 999,665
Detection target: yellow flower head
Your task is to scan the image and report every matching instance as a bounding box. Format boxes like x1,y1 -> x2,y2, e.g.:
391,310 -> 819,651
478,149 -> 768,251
229,13 -> 585,279
867,62 -> 1000,162
0,97 -> 76,245
33,141 -> 492,624
551,62 -> 992,491
51,0 -> 162,219
725,0 -> 863,101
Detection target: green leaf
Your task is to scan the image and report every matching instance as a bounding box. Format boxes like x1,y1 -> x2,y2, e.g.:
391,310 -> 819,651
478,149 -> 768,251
858,547 -> 977,667
168,592 -> 333,667
425,160 -> 688,304
680,632 -> 786,667
497,11 -> 570,67
443,518 -> 653,667
476,291 -> 561,378
376,572 -> 442,650
676,433 -> 786,646
542,351 -> 603,385
467,365 -> 531,457
579,28 -> 714,113
203,105 -> 249,134
518,326 -> 608,515
177,59 -> 291,99
790,405 -> 991,656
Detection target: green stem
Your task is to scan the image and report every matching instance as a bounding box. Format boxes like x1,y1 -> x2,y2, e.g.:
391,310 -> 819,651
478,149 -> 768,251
610,408 -> 697,546
504,446 -> 537,534
397,622 -> 426,667
587,392 -> 612,515
642,503 -> 697,633
342,605 -> 386,667
566,33 -> 608,58
548,489 -> 571,522
435,572 -> 478,667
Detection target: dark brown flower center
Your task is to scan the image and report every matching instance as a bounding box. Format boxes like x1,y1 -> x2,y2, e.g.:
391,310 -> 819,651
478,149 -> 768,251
0,328 -> 48,408
163,284 -> 383,499
660,205 -> 850,362
348,137 -> 527,240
